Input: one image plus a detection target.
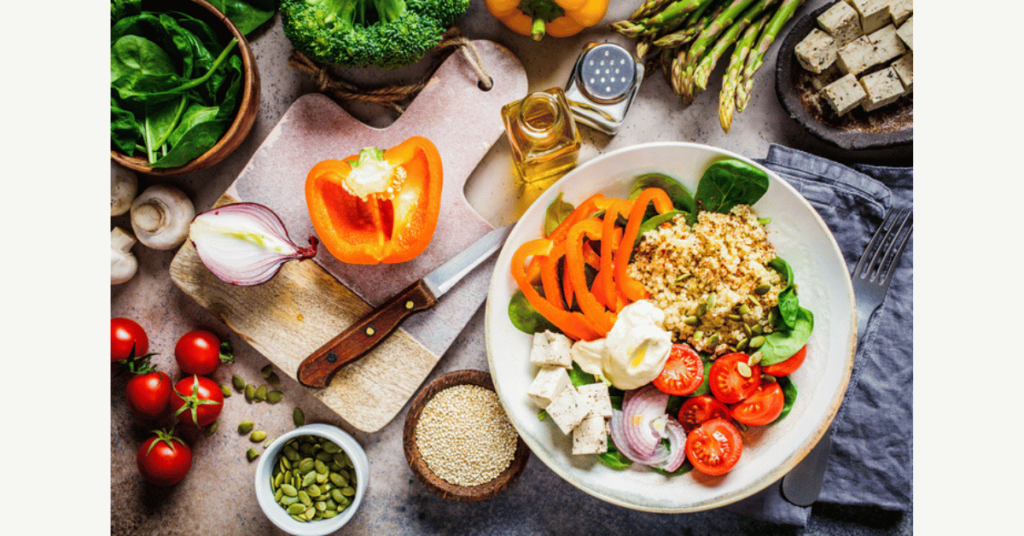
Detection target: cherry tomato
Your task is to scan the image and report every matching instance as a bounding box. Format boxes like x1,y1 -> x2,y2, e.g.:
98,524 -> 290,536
170,375 -> 223,427
653,344 -> 704,396
761,345 -> 807,377
730,382 -> 785,426
678,395 -> 731,434
174,330 -> 232,376
111,318 -> 149,361
685,418 -> 743,476
708,353 -> 761,404
137,428 -> 192,486
126,371 -> 172,421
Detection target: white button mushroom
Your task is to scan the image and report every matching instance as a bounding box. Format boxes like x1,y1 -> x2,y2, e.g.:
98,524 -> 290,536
111,227 -> 138,285
130,184 -> 195,250
111,163 -> 138,217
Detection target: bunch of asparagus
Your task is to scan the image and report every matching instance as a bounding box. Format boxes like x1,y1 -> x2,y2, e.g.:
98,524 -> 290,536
612,0 -> 804,133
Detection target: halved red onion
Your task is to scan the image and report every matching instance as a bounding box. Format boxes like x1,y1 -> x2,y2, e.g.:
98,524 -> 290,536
621,385 -> 669,458
189,203 -> 318,286
610,409 -> 670,467
654,417 -> 688,473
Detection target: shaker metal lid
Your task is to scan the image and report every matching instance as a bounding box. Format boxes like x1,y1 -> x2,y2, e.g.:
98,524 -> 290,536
575,42 -> 637,105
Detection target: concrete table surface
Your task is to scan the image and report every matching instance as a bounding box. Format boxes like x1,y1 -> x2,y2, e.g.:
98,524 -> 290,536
110,2 -> 911,534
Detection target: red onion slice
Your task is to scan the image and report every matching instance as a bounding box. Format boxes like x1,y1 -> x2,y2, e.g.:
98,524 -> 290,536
610,409 -> 671,467
621,385 -> 669,458
655,417 -> 688,473
189,203 -> 318,287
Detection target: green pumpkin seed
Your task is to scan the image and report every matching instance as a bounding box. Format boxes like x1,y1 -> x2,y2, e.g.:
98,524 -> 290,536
322,441 -> 340,454
282,457 -> 292,471
267,373 -> 281,387
751,324 -> 763,336
220,384 -> 232,397
320,483 -> 332,493
674,272 -> 691,283
281,494 -> 299,506
683,316 -> 699,326
274,472 -> 284,488
736,362 -> 752,378
728,314 -> 742,321
289,514 -> 305,522
307,486 -> 321,498
244,384 -> 255,402
286,503 -> 306,515
261,364 -> 273,379
315,451 -> 333,463
232,375 -> 245,391
238,421 -> 253,434
332,453 -> 346,467
749,351 -> 763,366
274,488 -> 283,502
293,408 -> 305,427
299,491 -> 312,506
251,430 -> 267,442
316,472 -> 329,484
304,507 -> 315,520
758,217 -> 771,225
316,501 -> 327,511
693,330 -> 703,340
755,283 -> 771,295
302,471 -> 316,488
749,336 -> 765,349
264,437 -> 275,448
315,459 -> 329,473
246,448 -> 260,462
330,462 -> 343,472
298,458 -> 315,474
325,499 -> 337,509
707,333 -> 720,346
738,304 -> 750,315
255,385 -> 268,402
330,473 -> 346,487
281,484 -> 297,497
695,303 -> 707,317
284,446 -> 300,462
762,374 -> 777,383
341,487 -> 355,497
331,489 -> 345,502
205,420 -> 219,436
706,292 -> 716,310
736,338 -> 749,351
323,509 -> 337,519
267,391 -> 283,404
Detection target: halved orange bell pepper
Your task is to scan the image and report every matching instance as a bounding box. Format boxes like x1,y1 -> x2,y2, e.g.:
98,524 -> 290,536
305,137 -> 442,265
486,0 -> 610,41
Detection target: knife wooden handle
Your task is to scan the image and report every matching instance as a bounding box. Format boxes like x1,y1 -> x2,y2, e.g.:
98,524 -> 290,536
297,280 -> 438,388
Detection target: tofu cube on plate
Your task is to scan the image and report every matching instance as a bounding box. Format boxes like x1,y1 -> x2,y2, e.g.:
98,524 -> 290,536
822,73 -> 868,116
889,0 -> 913,26
868,24 -> 906,64
529,330 -> 572,368
860,66 -> 905,111
795,29 -> 838,73
527,366 -> 571,409
891,53 -> 913,93
573,413 -> 608,455
818,1 -> 862,46
836,36 -> 880,76
849,0 -> 891,34
897,16 -> 913,50
547,384 -> 591,435
577,383 -> 613,418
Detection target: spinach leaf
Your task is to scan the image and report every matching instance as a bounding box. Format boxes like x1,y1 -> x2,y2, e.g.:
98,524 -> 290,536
760,307 -> 814,366
150,119 -> 227,168
769,257 -> 799,330
508,290 -> 560,335
111,0 -> 141,22
111,35 -> 176,81
112,13 -> 194,77
166,103 -> 219,146
145,96 -> 189,152
693,159 -> 770,215
598,438 -> 633,470
209,0 -> 277,35
634,210 -> 686,246
629,172 -> 696,214
568,362 -> 597,388
544,192 -> 574,237
771,376 -> 798,424
111,98 -> 140,155
688,357 -> 714,396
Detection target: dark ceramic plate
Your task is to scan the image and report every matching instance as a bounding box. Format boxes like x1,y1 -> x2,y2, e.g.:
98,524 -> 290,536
775,1 -> 912,150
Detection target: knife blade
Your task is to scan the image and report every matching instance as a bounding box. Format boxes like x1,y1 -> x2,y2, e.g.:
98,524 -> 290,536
297,224 -> 514,388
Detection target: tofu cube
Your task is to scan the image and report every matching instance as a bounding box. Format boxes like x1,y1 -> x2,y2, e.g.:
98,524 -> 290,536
818,1 -> 862,46
860,67 -> 905,111
526,366 -> 570,409
836,36 -> 880,75
795,29 -> 838,73
849,0 -> 891,33
529,330 -> 572,368
572,413 -> 608,455
891,53 -> 913,94
821,73 -> 867,116
868,24 -> 907,64
577,383 -> 613,418
889,0 -> 913,26
546,385 -> 590,434
897,16 -> 913,50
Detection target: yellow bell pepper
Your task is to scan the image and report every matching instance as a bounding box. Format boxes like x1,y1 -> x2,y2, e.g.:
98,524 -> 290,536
486,0 -> 609,40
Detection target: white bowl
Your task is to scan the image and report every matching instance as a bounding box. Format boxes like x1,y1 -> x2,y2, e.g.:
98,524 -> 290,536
485,142 -> 856,512
254,424 -> 369,535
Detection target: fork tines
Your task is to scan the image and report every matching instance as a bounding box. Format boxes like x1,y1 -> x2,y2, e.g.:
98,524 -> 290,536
854,209 -> 913,285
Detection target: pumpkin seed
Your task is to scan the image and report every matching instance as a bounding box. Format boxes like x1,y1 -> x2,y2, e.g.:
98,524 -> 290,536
232,375 -> 245,391
316,501 -> 327,511
749,336 -> 765,349
751,324 -> 763,336
693,330 -> 703,340
330,473 -> 346,487
706,292 -> 716,310
320,483 -> 331,493
315,451 -> 332,463
238,421 -> 253,434
736,338 -> 749,351
255,385 -> 268,402
298,458 -> 315,474
302,471 -> 316,488
244,384 -> 255,402
674,272 -> 691,283
220,384 -> 232,397
728,314 -> 742,321
331,489 -> 345,503
284,446 -> 300,462
261,364 -> 273,379
281,495 -> 298,506
748,351 -> 763,366
322,441 -> 341,454
737,362 -> 752,378
738,304 -> 750,315
332,453 -> 346,467
289,514 -> 305,522
304,507 -> 316,520
251,430 -> 267,442
299,491 -> 312,506
246,448 -> 260,462
281,484 -> 297,497
743,323 -> 752,336
707,333 -> 720,346
267,373 -> 281,387
316,472 -> 328,484
279,459 -> 288,473
274,472 -> 284,488
286,503 -> 306,515
323,509 -> 337,519
264,436 -> 274,448
274,488 -> 283,502
695,303 -> 707,317
758,217 -> 771,225
267,391 -> 283,403
325,499 -> 337,509
307,486 -> 321,498
205,420 -> 219,436
754,283 -> 771,295
683,316 -> 699,326
762,374 -> 777,383
293,408 -> 305,427
341,487 -> 355,497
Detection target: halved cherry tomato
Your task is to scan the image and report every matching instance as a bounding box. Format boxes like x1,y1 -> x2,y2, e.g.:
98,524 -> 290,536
685,418 -> 743,476
708,353 -> 761,404
653,344 -> 704,396
678,395 -> 730,434
761,345 -> 807,377
730,382 -> 785,426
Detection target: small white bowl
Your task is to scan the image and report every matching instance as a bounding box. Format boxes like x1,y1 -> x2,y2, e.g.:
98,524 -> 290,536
254,424 -> 369,535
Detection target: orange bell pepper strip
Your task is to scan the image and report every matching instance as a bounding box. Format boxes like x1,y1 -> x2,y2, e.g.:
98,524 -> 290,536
600,199 -> 632,311
540,240 -> 567,310
565,218 -> 616,335
305,137 -> 442,265
616,188 -> 674,302
485,0 -> 609,41
511,239 -> 600,341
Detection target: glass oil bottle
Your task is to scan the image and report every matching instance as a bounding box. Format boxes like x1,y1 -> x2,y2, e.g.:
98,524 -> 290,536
501,88 -> 582,183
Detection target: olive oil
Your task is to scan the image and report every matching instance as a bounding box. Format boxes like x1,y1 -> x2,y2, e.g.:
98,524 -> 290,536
501,88 -> 581,183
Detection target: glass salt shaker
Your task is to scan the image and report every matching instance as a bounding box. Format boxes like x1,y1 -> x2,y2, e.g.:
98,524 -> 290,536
564,42 -> 645,135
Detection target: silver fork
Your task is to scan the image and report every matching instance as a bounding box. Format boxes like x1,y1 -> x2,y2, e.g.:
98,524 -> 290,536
780,209 -> 913,507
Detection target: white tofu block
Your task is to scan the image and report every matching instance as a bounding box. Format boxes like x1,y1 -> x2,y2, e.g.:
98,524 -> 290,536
822,73 -> 867,116
891,53 -> 913,94
527,366 -> 570,409
572,413 -> 608,455
529,330 -> 572,368
836,36 -> 880,75
889,0 -> 913,26
795,29 -> 838,73
546,385 -> 590,434
849,0 -> 891,33
897,16 -> 913,50
577,383 -> 613,418
868,24 -> 907,64
818,1 -> 862,46
860,67 -> 904,111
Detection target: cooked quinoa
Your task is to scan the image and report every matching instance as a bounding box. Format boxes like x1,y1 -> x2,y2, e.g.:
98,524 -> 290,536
627,205 -> 785,355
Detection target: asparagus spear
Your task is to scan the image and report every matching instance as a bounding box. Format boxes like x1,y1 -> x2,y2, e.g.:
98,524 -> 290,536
630,0 -> 676,21
718,15 -> 767,132
636,38 -> 653,62
674,0 -> 766,100
652,0 -> 721,48
666,3 -> 726,100
735,0 -> 803,111
693,2 -> 769,92
612,0 -> 701,38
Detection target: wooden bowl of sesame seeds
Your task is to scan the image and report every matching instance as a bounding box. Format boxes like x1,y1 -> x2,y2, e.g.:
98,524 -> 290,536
403,370 -> 530,502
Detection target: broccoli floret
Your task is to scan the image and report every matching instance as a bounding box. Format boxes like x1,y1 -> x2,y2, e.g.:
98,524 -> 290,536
281,0 -> 470,69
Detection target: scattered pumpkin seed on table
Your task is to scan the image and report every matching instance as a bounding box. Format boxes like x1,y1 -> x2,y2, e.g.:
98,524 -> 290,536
238,421 -> 254,434
293,408 -> 305,427
267,391 -> 283,403
245,384 -> 255,402
220,384 -> 232,397
251,430 -> 267,442
232,375 -> 245,391
246,448 -> 260,461
261,364 -> 273,379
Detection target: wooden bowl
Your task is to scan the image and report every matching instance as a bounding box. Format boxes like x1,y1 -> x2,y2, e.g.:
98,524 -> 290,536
110,0 -> 260,176
403,370 -> 530,502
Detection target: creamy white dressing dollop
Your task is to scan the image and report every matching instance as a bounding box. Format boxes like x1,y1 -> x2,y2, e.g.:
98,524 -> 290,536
569,300 -> 673,390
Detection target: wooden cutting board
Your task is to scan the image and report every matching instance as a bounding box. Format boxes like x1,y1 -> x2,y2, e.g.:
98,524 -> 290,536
170,41 -> 527,432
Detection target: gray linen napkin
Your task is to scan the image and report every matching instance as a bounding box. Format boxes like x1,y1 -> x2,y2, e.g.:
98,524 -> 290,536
723,145 -> 913,526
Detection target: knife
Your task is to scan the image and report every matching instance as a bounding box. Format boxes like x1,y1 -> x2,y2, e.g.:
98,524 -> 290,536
297,224 -> 514,388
